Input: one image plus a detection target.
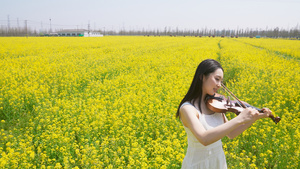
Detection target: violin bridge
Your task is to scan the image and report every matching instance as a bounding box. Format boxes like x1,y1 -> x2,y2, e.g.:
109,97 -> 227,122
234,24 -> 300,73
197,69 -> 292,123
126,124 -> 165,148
226,96 -> 233,108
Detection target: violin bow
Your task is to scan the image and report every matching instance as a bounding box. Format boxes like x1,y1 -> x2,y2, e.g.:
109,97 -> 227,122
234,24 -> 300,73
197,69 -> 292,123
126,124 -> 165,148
221,83 -> 247,108
221,83 -> 281,124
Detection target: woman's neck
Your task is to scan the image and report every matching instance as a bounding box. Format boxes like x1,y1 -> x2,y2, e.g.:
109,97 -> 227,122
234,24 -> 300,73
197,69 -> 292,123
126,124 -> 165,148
200,94 -> 215,115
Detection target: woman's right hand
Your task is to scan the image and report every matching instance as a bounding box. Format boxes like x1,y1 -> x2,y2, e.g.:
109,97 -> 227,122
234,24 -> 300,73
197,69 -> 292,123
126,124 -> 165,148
238,107 -> 261,124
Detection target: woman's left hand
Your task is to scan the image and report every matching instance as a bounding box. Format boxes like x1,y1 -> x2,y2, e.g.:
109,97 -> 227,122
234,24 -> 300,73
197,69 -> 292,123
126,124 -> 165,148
260,108 -> 272,118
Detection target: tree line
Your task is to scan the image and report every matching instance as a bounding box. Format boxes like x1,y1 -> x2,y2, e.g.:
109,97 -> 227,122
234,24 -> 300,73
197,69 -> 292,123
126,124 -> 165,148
1,25 -> 299,38
116,27 -> 299,39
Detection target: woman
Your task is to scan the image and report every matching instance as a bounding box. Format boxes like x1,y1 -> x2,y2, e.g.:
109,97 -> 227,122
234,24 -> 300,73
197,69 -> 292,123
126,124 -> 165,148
177,59 -> 272,169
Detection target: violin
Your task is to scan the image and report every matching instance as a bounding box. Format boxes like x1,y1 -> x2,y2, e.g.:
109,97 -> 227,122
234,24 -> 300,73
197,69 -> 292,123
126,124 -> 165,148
205,83 -> 281,124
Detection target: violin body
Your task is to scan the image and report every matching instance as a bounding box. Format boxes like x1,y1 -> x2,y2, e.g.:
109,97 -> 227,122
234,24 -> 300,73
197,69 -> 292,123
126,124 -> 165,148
205,93 -> 281,124
205,94 -> 243,114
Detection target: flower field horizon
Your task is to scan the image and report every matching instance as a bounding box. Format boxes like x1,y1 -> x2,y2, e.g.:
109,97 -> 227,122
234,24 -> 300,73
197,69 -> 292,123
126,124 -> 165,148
0,36 -> 299,168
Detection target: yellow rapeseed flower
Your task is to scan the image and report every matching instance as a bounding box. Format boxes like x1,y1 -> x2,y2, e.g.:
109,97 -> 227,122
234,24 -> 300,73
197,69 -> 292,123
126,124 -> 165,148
0,37 -> 299,168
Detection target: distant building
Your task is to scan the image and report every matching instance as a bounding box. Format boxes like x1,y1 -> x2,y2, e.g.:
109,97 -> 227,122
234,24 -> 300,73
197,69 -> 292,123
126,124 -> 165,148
57,29 -> 103,37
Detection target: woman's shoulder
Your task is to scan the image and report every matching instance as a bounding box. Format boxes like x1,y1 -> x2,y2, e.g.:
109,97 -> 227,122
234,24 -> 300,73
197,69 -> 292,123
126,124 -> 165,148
179,101 -> 200,121
180,101 -> 192,109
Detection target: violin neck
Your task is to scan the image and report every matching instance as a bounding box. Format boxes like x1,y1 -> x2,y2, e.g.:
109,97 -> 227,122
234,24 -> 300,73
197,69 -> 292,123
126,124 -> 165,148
241,102 -> 280,124
242,102 -> 262,112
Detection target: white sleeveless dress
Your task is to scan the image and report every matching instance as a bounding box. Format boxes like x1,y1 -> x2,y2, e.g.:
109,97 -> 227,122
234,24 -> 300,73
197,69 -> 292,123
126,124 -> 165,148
181,102 -> 227,169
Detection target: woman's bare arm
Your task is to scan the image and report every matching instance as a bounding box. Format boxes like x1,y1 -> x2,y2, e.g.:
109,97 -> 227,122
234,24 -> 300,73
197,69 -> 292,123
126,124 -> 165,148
225,108 -> 271,139
180,105 -> 258,146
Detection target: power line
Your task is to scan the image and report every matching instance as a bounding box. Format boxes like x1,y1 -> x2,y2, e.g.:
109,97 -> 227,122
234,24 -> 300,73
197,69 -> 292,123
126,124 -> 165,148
1,18 -> 84,28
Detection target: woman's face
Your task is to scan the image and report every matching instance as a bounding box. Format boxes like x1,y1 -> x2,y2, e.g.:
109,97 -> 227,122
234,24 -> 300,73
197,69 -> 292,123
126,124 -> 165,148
202,68 -> 224,96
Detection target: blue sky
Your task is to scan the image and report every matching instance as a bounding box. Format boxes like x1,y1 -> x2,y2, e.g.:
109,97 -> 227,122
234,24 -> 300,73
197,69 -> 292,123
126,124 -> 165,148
1,0 -> 299,31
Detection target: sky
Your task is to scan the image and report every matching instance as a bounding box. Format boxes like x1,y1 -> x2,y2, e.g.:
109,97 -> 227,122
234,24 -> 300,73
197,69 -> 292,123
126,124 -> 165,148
1,0 -> 299,32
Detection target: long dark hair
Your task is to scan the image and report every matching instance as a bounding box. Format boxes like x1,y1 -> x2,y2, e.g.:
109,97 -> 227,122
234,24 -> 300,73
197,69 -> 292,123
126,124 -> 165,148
176,59 -> 223,118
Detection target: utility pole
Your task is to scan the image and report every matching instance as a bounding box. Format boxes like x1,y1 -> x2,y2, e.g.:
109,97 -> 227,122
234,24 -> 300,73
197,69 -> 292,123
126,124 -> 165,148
88,21 -> 90,36
17,18 -> 20,35
7,15 -> 10,35
41,21 -> 43,33
7,15 -> 10,29
49,18 -> 52,33
25,20 -> 28,38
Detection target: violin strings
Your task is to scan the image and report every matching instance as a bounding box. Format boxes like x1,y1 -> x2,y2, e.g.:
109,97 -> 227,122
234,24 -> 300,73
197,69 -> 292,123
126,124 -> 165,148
221,84 -> 244,108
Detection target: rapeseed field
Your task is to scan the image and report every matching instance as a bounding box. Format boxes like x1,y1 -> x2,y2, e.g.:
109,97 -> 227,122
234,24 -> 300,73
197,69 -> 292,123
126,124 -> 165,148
0,36 -> 299,168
